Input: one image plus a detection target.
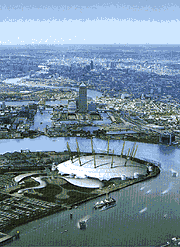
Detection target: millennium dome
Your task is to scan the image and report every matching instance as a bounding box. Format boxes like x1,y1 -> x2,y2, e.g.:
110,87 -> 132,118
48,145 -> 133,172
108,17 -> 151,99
55,153 -> 148,188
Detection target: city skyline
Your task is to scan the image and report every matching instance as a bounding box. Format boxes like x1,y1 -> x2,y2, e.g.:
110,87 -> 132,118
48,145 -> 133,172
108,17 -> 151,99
0,0 -> 180,45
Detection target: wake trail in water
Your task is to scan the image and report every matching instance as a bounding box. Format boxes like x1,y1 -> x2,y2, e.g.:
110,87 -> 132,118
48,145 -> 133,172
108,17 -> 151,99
161,182 -> 173,195
146,189 -> 152,194
170,168 -> 178,177
140,186 -> 145,191
139,207 -> 147,214
77,215 -> 91,229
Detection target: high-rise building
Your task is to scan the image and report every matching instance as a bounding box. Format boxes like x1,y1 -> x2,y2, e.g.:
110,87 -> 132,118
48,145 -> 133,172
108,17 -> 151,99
90,60 -> 93,70
111,62 -> 115,68
78,83 -> 87,113
86,65 -> 90,71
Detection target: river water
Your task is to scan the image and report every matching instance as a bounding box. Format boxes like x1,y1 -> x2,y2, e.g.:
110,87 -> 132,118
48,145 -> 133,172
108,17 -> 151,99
1,136 -> 179,247
3,77 -> 103,100
2,77 -> 180,246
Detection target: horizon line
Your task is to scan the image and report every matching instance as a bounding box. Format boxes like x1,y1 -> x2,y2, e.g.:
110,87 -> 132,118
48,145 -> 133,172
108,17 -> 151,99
0,43 -> 180,48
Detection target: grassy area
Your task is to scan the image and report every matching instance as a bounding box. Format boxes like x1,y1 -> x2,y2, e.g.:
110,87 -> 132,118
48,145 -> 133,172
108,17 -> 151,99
60,190 -> 98,205
0,151 -> 160,209
24,184 -> 63,203
61,182 -> 95,193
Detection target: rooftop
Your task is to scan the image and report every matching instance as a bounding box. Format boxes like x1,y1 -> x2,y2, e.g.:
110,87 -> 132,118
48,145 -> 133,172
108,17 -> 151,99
79,82 -> 86,88
56,154 -> 147,187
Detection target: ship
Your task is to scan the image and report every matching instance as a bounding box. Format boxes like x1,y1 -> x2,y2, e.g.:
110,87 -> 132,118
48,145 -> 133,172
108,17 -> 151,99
171,237 -> 180,245
94,196 -> 116,210
99,201 -> 116,211
79,220 -> 86,230
160,237 -> 180,246
160,241 -> 170,247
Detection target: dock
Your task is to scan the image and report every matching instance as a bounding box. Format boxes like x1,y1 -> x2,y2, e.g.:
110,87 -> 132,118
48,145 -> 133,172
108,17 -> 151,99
0,232 -> 13,246
0,231 -> 20,246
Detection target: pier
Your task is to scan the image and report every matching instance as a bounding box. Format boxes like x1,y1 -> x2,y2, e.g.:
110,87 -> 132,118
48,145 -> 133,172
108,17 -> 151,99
0,231 -> 20,246
0,232 -> 13,246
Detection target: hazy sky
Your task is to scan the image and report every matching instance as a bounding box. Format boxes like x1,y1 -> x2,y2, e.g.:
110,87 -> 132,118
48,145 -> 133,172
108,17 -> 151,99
0,0 -> 180,45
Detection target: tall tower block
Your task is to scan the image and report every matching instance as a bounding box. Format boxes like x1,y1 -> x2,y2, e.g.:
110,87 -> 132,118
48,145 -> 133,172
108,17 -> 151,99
79,83 -> 87,113
90,60 -> 93,70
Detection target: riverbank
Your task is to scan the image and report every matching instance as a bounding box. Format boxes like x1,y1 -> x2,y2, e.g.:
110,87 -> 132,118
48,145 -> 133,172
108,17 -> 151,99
0,132 -> 174,147
2,198 -> 67,235
68,162 -> 160,209
0,127 -> 178,147
0,150 -> 161,236
2,164 -> 160,236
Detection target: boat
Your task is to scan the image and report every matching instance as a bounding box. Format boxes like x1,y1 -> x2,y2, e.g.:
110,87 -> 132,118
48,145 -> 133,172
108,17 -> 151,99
79,220 -> 86,230
94,197 -> 116,210
160,241 -> 170,247
171,237 -> 180,245
172,171 -> 178,177
94,200 -> 105,209
100,202 -> 116,211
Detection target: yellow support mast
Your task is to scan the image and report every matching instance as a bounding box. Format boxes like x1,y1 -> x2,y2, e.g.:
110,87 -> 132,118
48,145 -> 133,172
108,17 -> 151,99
107,138 -> 110,155
91,137 -> 96,168
76,139 -> 81,166
67,142 -> 73,163
130,142 -> 136,158
133,145 -> 138,159
127,148 -> 130,158
91,137 -> 93,154
130,143 -> 137,165
111,149 -> 114,168
121,141 -> 125,158
93,153 -> 96,169
124,148 -> 130,167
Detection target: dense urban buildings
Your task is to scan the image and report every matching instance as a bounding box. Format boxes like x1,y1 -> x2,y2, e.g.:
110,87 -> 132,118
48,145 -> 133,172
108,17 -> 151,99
0,45 -> 179,246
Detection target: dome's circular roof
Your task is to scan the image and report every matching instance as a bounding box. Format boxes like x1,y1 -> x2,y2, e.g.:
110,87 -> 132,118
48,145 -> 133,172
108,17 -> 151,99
56,154 -> 147,187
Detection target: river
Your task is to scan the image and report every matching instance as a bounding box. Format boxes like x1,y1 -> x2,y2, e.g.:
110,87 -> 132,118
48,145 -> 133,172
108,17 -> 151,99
3,77 -> 103,100
0,136 -> 179,247
2,77 -> 104,131
2,77 -> 180,246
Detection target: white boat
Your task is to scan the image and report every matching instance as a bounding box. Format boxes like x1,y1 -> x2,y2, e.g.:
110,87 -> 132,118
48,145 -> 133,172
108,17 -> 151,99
94,197 -> 116,210
99,201 -> 116,211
